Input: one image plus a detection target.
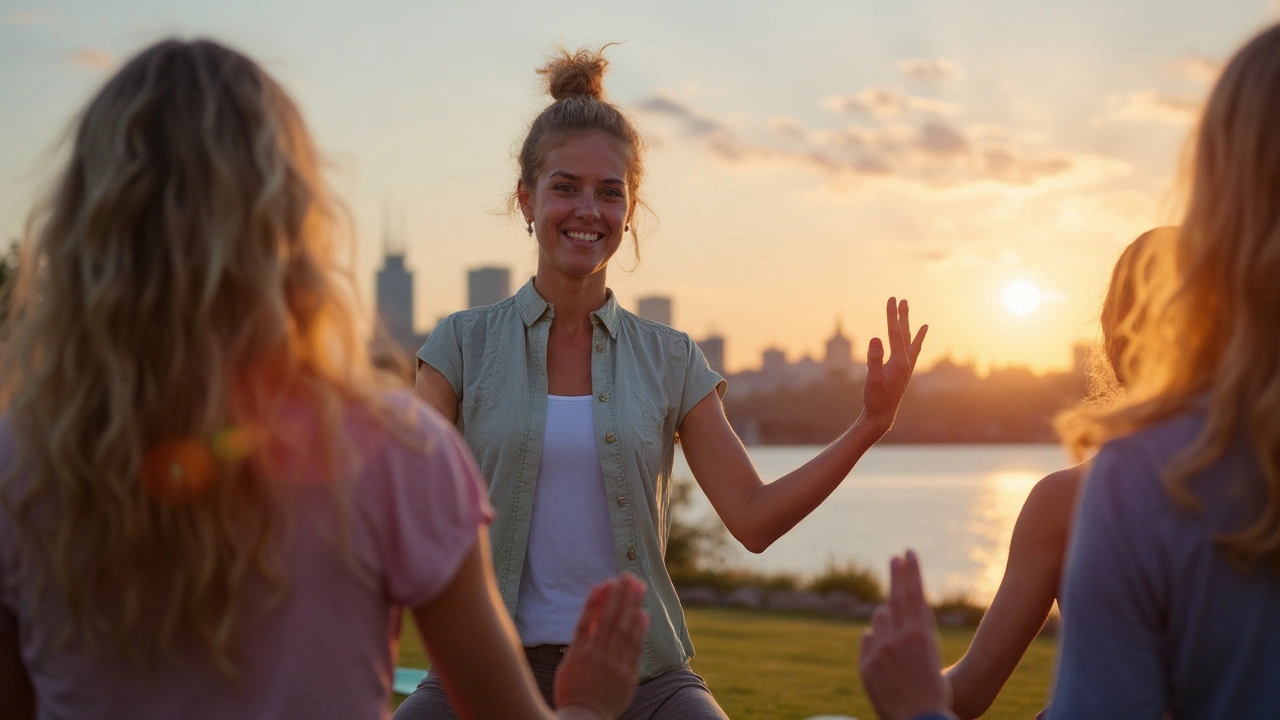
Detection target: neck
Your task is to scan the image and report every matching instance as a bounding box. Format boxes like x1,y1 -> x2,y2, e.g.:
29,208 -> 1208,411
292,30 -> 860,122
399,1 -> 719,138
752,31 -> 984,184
533,271 -> 609,324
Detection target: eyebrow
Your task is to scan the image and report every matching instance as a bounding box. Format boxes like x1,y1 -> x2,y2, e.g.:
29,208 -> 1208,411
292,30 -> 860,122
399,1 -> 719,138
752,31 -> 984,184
548,170 -> 625,185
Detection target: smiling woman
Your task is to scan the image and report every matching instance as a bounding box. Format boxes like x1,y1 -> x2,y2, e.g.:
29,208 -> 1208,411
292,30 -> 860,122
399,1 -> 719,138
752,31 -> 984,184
404,43 -> 927,720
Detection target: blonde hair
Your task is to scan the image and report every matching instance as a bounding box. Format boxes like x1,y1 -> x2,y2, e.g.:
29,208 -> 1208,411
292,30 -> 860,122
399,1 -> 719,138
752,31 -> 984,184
1059,24 -> 1280,573
0,39 -> 401,673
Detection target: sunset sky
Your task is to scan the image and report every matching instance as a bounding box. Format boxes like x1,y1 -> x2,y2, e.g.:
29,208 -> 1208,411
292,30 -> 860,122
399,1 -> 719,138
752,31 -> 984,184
2,0 -> 1274,373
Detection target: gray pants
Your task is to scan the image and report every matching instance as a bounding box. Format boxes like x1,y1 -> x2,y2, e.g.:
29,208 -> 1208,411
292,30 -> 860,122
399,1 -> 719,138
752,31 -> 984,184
393,645 -> 729,720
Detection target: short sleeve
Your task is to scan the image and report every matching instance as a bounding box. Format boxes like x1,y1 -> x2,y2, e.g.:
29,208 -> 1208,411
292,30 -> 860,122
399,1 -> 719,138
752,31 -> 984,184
677,338 -> 727,426
1048,441 -> 1168,720
417,314 -> 465,402
373,404 -> 494,609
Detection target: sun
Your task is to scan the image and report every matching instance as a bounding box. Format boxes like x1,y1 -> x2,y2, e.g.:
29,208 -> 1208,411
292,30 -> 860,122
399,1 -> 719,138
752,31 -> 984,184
1004,280 -> 1042,315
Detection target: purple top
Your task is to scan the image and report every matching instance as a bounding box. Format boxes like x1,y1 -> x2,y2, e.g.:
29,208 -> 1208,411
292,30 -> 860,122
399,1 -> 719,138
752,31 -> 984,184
1049,411 -> 1280,719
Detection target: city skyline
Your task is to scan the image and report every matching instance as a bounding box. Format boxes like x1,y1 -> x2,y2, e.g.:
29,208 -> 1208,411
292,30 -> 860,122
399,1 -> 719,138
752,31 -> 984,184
3,1 -> 1275,373
379,250 -> 1062,377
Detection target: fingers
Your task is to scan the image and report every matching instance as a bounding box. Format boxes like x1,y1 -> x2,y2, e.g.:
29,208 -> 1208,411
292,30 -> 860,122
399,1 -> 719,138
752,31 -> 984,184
888,555 -> 908,629
887,550 -> 930,634
909,325 -> 929,365
884,297 -> 905,357
570,582 -> 607,649
898,299 -> 911,356
865,337 -> 885,386
604,575 -> 647,658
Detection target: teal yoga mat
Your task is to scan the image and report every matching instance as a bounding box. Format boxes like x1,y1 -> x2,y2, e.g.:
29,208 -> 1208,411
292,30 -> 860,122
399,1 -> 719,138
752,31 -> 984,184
393,667 -> 429,696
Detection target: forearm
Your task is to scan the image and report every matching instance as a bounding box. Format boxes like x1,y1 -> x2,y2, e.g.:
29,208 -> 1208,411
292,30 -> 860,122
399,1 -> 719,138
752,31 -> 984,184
735,414 -> 886,551
943,658 -> 1002,720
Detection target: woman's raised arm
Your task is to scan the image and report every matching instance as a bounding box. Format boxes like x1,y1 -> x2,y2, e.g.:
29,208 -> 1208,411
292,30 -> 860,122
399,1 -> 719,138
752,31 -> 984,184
679,298 -> 926,553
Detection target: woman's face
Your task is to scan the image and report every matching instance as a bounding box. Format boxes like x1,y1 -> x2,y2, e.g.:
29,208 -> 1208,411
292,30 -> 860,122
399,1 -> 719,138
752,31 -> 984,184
520,130 -> 632,283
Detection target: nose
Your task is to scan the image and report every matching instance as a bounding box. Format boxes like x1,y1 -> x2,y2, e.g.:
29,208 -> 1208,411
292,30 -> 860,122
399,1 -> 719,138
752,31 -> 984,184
575,194 -> 599,221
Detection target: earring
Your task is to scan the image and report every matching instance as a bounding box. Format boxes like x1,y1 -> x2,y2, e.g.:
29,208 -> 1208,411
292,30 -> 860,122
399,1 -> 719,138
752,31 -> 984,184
526,220 -> 533,236
625,223 -> 630,233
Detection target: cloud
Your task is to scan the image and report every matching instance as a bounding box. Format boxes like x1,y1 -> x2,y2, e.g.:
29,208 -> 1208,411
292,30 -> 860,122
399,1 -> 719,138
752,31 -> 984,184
66,48 -> 117,71
636,93 -> 774,165
918,123 -> 970,157
913,245 -> 1014,270
1170,54 -> 1223,84
896,57 -> 965,81
821,87 -> 959,119
1095,90 -> 1202,125
3,9 -> 54,25
635,92 -> 1128,194
768,116 -> 807,140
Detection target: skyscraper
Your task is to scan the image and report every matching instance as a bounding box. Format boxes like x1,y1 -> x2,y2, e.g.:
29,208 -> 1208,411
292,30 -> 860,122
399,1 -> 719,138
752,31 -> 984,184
468,267 -> 511,309
825,320 -> 854,374
637,296 -> 673,327
699,334 -> 726,376
376,251 -> 415,351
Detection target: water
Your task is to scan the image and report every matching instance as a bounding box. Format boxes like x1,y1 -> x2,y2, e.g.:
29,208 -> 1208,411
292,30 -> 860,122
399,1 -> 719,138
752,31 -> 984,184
672,443 -> 1072,604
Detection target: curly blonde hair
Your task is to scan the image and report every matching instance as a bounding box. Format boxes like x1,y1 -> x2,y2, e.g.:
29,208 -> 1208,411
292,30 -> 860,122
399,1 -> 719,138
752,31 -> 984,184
1058,24 -> 1280,574
1,38 -> 402,673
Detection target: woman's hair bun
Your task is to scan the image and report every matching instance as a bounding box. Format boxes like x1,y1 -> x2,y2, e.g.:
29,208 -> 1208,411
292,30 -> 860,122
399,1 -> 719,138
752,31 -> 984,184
538,45 -> 612,101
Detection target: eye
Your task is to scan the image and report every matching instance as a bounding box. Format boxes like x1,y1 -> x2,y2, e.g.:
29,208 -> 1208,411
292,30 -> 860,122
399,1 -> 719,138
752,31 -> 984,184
602,188 -> 626,199
552,183 -> 576,193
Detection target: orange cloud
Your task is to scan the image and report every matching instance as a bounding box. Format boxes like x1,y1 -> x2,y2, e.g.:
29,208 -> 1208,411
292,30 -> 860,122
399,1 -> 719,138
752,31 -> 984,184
1095,90 -> 1202,125
66,48 -> 117,71
1170,54 -> 1223,84
3,9 -> 54,25
821,87 -> 959,118
897,57 -> 965,81
634,93 -> 1127,193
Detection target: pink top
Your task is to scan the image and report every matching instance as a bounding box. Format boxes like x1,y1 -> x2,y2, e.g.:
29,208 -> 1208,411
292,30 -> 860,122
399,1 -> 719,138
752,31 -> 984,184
0,392 -> 493,720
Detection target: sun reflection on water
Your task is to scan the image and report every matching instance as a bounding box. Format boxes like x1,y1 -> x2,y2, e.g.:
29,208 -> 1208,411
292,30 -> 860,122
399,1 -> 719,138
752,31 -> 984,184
966,470 -> 1042,601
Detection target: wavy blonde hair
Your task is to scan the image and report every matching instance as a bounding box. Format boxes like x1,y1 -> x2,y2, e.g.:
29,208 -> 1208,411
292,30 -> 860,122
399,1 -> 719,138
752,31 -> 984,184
1058,23 -> 1280,574
0,39 -> 400,673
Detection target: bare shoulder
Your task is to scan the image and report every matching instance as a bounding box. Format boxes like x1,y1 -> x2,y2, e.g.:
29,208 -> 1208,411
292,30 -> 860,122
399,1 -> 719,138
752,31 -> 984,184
1023,464 -> 1086,515
1011,463 -> 1087,551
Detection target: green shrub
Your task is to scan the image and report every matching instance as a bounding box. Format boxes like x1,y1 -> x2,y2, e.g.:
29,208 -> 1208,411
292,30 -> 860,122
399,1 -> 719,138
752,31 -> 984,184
808,560 -> 885,603
933,593 -> 987,627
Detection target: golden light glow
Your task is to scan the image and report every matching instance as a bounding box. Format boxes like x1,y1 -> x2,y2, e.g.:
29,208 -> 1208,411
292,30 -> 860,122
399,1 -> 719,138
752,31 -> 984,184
1003,280 -> 1042,315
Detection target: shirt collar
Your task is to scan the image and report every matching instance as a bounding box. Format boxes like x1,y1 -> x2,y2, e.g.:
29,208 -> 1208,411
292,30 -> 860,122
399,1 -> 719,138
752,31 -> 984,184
515,278 -> 621,339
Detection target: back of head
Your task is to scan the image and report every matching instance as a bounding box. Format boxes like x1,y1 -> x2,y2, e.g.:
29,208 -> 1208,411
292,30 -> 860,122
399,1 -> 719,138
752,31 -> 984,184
1060,23 -> 1280,573
1098,226 -> 1178,387
0,38 -> 377,672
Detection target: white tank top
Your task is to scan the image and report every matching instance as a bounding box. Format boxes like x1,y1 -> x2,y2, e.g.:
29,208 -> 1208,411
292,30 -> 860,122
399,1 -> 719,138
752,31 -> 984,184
514,395 -> 618,645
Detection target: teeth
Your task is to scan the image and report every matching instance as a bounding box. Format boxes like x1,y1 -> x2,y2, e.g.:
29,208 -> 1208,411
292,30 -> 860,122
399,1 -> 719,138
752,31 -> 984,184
567,231 -> 601,242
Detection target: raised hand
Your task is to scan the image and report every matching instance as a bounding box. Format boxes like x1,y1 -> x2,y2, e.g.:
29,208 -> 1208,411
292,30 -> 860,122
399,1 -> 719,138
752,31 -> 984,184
858,551 -> 953,720
862,298 -> 927,434
554,574 -> 649,719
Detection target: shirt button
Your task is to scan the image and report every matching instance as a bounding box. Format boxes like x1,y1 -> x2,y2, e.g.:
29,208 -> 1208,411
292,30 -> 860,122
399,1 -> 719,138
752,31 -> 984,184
627,548 -> 637,561
599,392 -> 610,402
605,432 -> 617,443
616,495 -> 627,507
595,343 -> 605,352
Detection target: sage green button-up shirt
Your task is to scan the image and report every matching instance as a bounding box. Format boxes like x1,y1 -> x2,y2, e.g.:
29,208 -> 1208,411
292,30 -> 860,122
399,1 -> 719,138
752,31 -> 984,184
418,280 -> 726,681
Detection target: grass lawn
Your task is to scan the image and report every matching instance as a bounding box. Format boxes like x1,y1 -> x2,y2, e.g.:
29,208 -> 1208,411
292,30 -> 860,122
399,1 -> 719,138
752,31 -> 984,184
394,607 -> 1055,719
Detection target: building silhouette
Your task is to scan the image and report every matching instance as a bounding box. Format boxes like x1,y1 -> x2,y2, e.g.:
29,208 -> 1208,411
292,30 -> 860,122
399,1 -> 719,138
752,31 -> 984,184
699,334 -> 726,376
824,320 -> 854,375
375,240 -> 415,351
637,296 -> 673,327
468,267 -> 511,309
372,216 -> 429,377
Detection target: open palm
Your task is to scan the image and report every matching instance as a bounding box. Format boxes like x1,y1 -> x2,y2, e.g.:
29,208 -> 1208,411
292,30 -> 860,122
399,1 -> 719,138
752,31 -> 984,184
862,297 -> 927,433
